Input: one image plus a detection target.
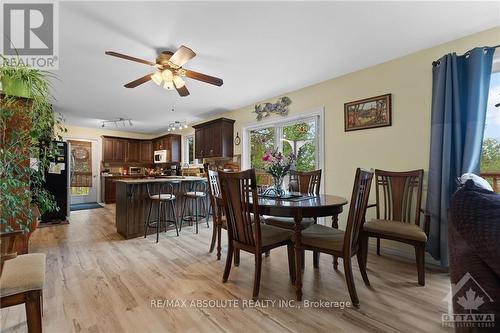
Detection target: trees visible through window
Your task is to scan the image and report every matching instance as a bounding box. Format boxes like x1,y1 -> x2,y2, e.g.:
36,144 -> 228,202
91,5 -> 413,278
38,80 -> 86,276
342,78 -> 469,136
185,136 -> 195,164
248,116 -> 320,185
481,71 -> 500,192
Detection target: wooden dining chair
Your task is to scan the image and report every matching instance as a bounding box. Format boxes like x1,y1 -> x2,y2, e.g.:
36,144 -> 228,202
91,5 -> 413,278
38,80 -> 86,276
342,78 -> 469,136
265,169 -> 321,230
205,167 -> 227,260
361,169 -> 430,286
219,169 -> 296,300
299,168 -> 374,308
264,169 -> 322,266
1,231 -> 46,333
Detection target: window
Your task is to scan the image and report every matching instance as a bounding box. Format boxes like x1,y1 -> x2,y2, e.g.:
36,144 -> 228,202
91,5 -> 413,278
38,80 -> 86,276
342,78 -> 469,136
184,135 -> 195,164
245,112 -> 323,186
481,70 -> 500,192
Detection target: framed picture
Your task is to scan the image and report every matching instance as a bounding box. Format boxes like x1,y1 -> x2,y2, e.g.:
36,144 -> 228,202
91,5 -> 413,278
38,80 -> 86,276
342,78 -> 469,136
344,93 -> 392,131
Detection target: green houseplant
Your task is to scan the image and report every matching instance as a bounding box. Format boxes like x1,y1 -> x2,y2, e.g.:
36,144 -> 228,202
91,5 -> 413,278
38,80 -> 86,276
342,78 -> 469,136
0,59 -> 66,235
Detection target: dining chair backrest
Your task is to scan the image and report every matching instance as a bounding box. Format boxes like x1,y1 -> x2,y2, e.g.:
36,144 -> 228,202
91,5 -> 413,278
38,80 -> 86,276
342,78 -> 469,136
374,169 -> 424,226
343,168 -> 374,256
289,169 -> 322,195
205,166 -> 223,218
219,169 -> 262,248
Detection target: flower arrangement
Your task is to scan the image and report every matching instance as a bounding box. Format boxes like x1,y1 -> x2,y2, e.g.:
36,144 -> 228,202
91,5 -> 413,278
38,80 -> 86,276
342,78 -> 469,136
261,149 -> 295,196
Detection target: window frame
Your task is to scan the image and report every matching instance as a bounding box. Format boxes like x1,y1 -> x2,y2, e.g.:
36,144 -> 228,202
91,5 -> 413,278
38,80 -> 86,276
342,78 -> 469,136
242,107 -> 325,190
184,134 -> 195,164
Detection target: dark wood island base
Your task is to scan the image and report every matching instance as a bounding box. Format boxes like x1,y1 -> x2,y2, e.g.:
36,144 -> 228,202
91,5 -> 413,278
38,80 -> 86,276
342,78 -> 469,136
115,177 -> 207,239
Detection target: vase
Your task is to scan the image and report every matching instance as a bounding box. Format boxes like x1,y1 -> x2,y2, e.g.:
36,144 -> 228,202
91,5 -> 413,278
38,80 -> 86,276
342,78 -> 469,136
271,174 -> 286,197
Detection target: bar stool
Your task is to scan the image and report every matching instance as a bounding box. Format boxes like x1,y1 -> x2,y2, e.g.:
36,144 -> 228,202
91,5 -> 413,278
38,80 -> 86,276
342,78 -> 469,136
180,180 -> 209,234
144,181 -> 179,242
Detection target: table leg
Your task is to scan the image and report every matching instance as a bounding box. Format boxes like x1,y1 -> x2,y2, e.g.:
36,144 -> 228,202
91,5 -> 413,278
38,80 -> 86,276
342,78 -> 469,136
294,211 -> 303,301
332,213 -> 339,269
331,214 -> 339,228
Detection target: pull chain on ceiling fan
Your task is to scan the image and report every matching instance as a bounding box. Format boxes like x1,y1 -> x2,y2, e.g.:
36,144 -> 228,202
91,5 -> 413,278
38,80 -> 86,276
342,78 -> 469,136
105,45 -> 223,97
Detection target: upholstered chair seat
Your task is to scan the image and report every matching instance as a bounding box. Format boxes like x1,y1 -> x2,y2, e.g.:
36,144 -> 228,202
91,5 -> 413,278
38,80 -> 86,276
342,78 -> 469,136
363,220 -> 427,242
149,193 -> 176,201
300,224 -> 345,251
260,224 -> 294,247
263,216 -> 315,230
0,253 -> 46,298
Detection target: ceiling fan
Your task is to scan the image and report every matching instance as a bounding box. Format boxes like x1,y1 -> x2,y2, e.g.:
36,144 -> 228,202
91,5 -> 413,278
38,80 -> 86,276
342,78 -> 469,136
105,45 -> 223,97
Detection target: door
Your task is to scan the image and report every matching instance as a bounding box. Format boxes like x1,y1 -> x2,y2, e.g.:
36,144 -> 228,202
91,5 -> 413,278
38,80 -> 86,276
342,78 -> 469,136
69,139 -> 98,204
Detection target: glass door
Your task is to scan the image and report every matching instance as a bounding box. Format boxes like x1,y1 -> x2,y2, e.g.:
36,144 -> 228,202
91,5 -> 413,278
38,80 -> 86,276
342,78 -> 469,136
68,140 -> 98,204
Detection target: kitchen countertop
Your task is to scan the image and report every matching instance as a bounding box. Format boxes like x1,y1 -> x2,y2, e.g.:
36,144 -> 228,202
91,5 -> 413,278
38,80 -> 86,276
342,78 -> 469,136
102,174 -> 146,178
114,176 -> 206,184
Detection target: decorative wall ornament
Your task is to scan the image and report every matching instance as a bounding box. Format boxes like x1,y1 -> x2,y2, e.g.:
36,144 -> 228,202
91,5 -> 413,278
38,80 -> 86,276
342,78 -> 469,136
254,96 -> 291,121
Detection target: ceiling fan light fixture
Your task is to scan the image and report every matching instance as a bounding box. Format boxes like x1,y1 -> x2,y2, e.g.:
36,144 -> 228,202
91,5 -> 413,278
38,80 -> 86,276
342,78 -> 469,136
173,75 -> 185,88
151,72 -> 163,85
162,69 -> 173,82
163,80 -> 174,90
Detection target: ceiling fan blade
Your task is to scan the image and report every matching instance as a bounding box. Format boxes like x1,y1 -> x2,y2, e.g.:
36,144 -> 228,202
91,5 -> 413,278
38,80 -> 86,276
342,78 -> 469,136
124,74 -> 153,88
184,70 -> 223,86
105,51 -> 156,66
169,45 -> 196,67
175,84 -> 190,97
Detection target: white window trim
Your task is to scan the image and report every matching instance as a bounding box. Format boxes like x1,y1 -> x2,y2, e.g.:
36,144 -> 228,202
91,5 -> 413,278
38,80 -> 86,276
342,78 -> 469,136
183,134 -> 194,164
241,107 -> 325,191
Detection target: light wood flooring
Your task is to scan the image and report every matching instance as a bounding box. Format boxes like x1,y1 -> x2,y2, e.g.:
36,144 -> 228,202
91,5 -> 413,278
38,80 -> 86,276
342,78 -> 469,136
1,205 -> 452,333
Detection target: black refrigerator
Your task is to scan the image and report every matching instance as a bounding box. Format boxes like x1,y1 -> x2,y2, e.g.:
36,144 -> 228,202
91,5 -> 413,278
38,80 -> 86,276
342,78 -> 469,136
41,141 -> 70,223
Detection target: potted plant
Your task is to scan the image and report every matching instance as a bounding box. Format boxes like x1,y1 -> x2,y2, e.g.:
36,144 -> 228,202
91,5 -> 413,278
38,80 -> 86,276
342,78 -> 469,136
261,149 -> 295,197
0,58 -> 66,255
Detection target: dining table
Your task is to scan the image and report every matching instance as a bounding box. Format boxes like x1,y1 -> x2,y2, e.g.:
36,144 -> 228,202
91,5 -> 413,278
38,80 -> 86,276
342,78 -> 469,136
254,194 -> 349,301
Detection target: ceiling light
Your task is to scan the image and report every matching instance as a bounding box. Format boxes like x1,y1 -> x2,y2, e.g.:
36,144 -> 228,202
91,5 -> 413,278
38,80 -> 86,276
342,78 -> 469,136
162,69 -> 173,82
163,80 -> 174,90
151,72 -> 162,85
173,75 -> 185,88
183,124 -> 188,129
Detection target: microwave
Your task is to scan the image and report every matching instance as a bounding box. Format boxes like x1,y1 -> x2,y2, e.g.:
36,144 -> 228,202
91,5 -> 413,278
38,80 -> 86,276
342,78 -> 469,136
129,167 -> 143,175
154,150 -> 168,163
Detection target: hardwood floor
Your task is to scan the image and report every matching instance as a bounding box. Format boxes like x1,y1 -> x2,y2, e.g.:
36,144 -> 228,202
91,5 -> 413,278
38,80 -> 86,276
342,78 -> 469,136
1,205 -> 451,333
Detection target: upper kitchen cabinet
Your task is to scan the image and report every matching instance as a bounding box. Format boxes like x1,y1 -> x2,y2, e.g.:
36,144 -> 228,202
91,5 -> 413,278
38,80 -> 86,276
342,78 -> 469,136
125,140 -> 140,163
102,134 -> 180,164
139,140 -> 152,164
193,118 -> 235,159
152,134 -> 181,163
102,136 -> 126,163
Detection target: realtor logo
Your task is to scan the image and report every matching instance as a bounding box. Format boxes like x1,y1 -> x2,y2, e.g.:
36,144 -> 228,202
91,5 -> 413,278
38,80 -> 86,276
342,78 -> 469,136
1,0 -> 59,69
442,272 -> 495,329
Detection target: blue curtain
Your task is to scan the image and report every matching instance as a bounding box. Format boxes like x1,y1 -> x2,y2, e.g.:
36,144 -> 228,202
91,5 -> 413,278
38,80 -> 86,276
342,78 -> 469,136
426,47 -> 494,267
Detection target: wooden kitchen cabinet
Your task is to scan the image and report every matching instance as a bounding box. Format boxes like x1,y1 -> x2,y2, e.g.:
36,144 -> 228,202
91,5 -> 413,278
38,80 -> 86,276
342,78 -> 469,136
193,118 -> 235,159
126,140 -> 140,163
113,139 -> 126,161
139,140 -> 152,163
102,134 -> 180,164
103,137 -> 115,161
102,136 -> 126,163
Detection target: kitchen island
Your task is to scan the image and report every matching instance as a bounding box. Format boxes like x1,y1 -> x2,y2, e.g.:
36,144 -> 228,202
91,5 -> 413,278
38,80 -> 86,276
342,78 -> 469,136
115,177 -> 207,239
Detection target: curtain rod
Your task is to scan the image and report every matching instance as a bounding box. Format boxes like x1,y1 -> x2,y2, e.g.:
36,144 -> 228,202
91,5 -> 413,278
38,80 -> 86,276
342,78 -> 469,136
433,45 -> 499,67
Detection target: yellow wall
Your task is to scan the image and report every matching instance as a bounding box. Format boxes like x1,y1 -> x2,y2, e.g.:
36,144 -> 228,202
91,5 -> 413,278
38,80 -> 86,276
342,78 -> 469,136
184,27 -> 500,261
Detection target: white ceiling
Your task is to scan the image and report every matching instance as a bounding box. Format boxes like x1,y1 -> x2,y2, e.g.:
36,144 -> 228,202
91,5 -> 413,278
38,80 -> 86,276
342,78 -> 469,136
52,1 -> 500,134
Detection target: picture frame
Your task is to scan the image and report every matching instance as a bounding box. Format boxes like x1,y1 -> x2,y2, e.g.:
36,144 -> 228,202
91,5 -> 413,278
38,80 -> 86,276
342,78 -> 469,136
344,93 -> 392,131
